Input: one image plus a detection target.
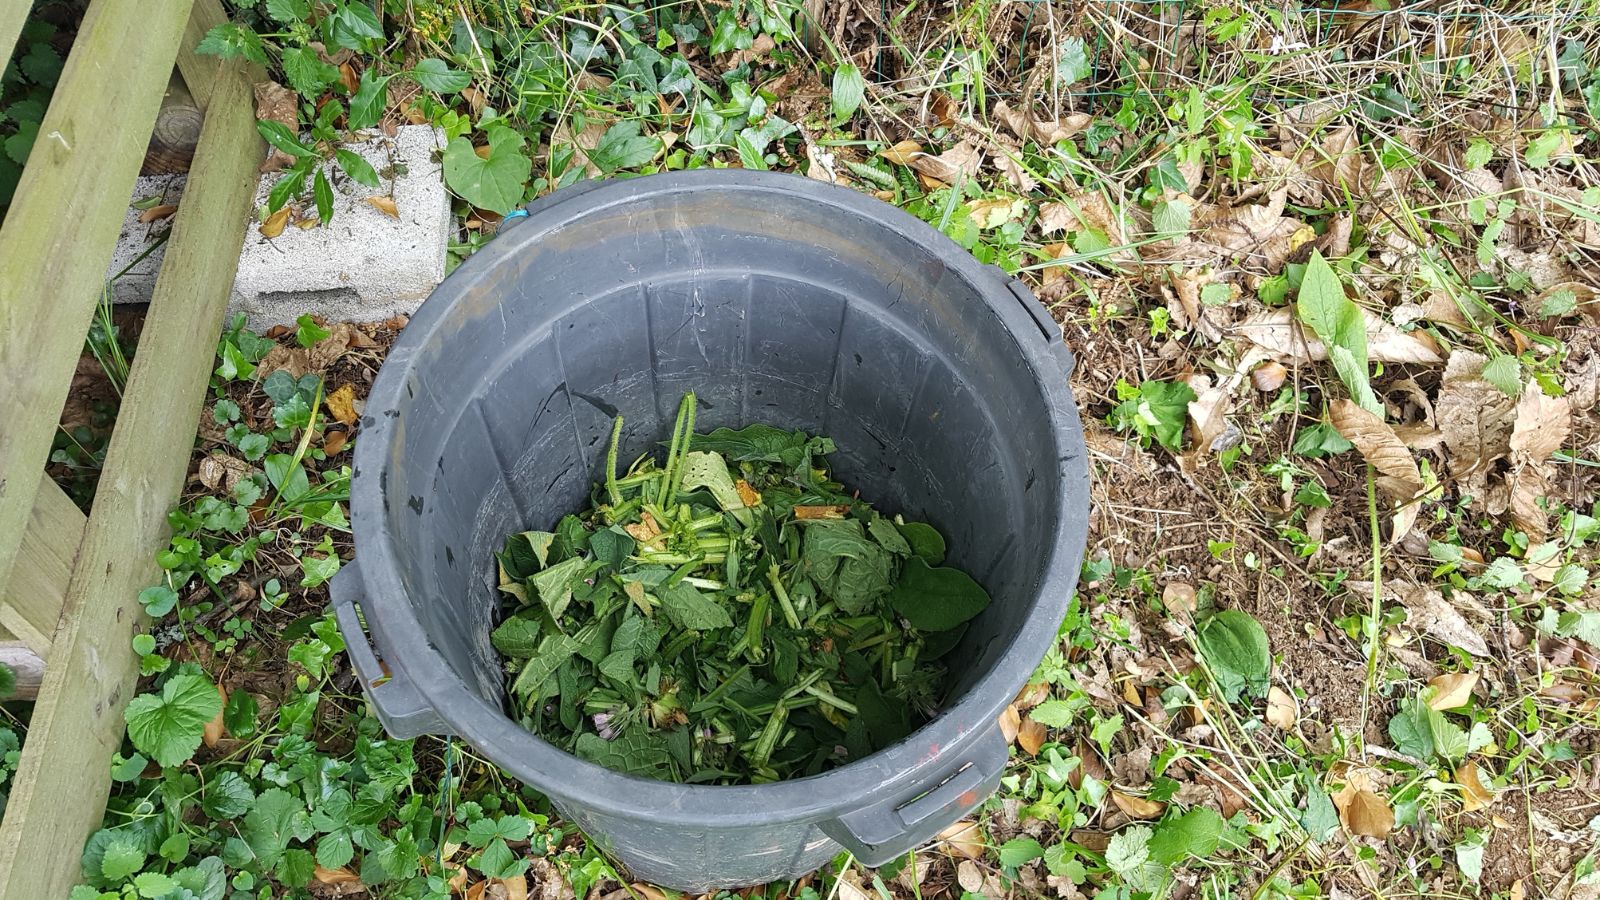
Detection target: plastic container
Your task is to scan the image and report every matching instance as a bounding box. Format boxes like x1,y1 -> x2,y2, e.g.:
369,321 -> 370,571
332,171 -> 1089,891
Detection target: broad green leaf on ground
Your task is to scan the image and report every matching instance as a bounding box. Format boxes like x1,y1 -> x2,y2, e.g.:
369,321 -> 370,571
476,837 -> 530,879
1297,251 -> 1380,415
1387,695 -> 1434,759
124,672 -> 225,767
889,558 -> 992,632
1149,807 -> 1223,865
202,771 -> 256,819
1029,699 -> 1077,728
1196,610 -> 1271,703
408,58 -> 471,93
443,126 -> 531,212
832,63 -> 865,121
1301,776 -> 1341,841
243,788 -> 313,868
997,836 -> 1045,869
1118,379 -> 1196,452
1057,36 -> 1092,85
588,121 -> 660,174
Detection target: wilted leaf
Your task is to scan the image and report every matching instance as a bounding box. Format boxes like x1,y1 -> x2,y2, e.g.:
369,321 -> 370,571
259,206 -> 290,238
938,820 -> 985,860
139,204 -> 178,223
1017,717 -> 1047,756
1335,787 -> 1394,838
314,865 -> 362,885
1266,686 -> 1296,728
998,704 -> 1021,744
967,198 -> 1023,229
202,683 -> 227,747
1427,672 -> 1479,710
626,884 -> 662,900
1233,308 -> 1442,366
907,140 -> 980,184
994,100 -> 1092,144
1396,581 -> 1490,657
1330,400 -> 1423,542
881,140 -> 923,165
1508,382 -> 1570,463
1435,350 -> 1517,475
325,383 -> 359,426
1111,790 -> 1166,820
1456,760 -> 1495,812
366,196 -> 399,218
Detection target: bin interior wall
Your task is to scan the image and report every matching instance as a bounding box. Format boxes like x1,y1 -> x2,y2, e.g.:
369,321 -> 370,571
375,188 -> 1063,716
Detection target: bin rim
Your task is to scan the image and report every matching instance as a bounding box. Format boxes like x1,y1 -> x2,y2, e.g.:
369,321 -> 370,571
350,169 -> 1088,827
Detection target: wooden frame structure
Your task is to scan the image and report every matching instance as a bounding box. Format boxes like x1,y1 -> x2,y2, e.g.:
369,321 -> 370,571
0,0 -> 263,892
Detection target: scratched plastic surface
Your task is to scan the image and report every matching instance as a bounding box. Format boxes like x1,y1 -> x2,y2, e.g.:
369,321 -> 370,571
334,172 -> 1090,890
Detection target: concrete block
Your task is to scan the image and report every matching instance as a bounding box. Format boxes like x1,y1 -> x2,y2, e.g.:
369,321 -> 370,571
107,174 -> 187,305
107,125 -> 452,328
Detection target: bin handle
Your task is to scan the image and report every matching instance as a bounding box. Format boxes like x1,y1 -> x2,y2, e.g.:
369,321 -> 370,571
990,267 -> 1076,375
330,562 -> 451,739
819,721 -> 1009,866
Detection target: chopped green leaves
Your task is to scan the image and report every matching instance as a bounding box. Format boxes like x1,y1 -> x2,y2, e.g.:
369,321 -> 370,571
492,392 -> 989,783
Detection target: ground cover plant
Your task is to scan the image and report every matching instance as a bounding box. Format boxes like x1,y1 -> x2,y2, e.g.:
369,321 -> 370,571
14,0 -> 1599,898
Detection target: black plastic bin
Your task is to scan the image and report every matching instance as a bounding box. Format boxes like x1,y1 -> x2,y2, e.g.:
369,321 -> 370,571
332,170 -> 1089,890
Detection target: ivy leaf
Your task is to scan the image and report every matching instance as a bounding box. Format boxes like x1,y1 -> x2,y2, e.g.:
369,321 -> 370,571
1056,36 -> 1092,85
1196,610 -> 1271,703
831,63 -> 865,121
443,126 -> 531,212
408,58 -> 471,93
124,672 -> 224,767
589,121 -> 661,174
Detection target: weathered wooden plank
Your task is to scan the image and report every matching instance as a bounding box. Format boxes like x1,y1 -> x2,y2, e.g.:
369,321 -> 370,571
0,1 -> 27,74
0,474 -> 85,657
0,0 -> 197,609
177,0 -> 264,112
0,53 -> 263,897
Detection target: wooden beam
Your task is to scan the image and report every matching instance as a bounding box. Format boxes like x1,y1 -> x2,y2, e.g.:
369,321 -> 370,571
0,1 -> 26,74
0,0 -> 198,610
0,44 -> 263,897
0,474 -> 85,657
177,0 -> 265,112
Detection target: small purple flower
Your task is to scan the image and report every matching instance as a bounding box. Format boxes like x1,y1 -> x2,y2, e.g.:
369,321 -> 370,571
592,712 -> 618,740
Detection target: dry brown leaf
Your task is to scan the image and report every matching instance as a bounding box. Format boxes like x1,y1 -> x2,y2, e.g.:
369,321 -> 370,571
1185,376 -> 1232,453
1252,362 -> 1287,392
1307,125 -> 1363,197
1510,879 -> 1525,900
906,140 -> 981,185
792,505 -> 849,520
993,151 -> 1037,192
1232,308 -> 1443,365
993,101 -> 1092,145
998,704 -> 1021,744
628,884 -> 663,900
1337,788 -> 1395,838
1163,582 -> 1197,614
1111,790 -> 1166,820
254,81 -> 299,173
1427,672 -> 1479,710
367,196 -> 400,218
326,383 -> 360,426
1016,718 -> 1047,756
1509,382 -> 1571,463
466,881 -> 487,900
1265,686 -> 1296,729
323,430 -> 349,456
1330,400 -> 1423,541
1456,760 -> 1495,812
1013,681 -> 1049,710
259,207 -> 290,239
202,684 -> 227,747
938,820 -> 985,860
139,204 -> 178,223
955,860 -> 984,894
315,865 -> 363,885
1435,350 -> 1517,475
1396,581 -> 1491,657
1510,466 -> 1552,542
881,140 -> 923,166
